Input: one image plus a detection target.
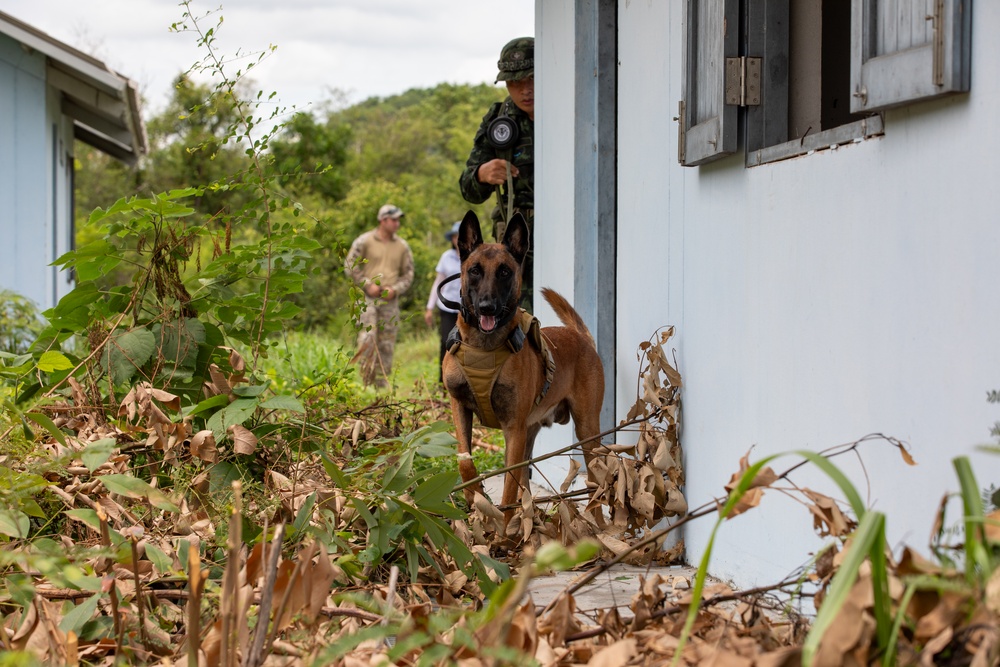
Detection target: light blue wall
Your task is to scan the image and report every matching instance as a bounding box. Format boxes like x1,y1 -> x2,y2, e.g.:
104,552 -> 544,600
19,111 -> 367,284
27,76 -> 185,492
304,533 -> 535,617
0,32 -> 73,312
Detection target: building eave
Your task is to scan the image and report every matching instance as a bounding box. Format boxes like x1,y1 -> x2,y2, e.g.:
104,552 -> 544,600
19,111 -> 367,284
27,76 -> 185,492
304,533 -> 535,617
0,10 -> 148,163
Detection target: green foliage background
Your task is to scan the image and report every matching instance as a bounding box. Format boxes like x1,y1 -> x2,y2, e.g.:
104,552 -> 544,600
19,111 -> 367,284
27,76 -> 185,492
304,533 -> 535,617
75,80 -> 507,340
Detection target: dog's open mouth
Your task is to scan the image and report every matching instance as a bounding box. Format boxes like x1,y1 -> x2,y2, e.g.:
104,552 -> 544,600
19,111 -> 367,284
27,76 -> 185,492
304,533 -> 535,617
479,315 -> 497,333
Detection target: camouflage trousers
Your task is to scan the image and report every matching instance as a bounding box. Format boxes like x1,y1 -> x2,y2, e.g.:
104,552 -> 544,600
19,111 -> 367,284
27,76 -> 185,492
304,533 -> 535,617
491,206 -> 535,312
355,297 -> 400,388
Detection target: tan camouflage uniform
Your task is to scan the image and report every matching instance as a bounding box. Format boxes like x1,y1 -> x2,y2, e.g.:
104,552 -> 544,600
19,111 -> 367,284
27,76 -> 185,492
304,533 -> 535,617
344,218 -> 414,387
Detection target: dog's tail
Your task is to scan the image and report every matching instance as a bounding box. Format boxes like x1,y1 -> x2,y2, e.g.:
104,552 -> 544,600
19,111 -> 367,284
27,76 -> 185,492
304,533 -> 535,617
540,287 -> 596,347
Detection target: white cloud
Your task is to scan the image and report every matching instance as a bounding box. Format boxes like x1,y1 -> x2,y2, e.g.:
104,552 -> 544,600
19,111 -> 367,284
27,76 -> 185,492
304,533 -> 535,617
0,0 -> 534,115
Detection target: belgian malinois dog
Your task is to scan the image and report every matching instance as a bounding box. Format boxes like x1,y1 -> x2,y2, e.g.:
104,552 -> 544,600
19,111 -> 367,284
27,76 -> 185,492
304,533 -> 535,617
442,211 -> 604,516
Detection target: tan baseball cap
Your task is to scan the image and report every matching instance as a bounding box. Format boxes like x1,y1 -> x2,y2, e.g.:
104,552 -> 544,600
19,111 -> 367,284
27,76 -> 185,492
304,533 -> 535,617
378,204 -> 404,220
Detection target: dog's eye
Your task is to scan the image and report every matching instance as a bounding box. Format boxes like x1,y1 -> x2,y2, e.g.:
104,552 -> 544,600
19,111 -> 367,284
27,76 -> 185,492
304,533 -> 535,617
497,266 -> 511,279
469,265 -> 483,278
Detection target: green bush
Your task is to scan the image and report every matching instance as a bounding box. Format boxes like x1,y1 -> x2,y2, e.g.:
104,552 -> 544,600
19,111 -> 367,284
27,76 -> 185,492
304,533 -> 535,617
0,291 -> 43,354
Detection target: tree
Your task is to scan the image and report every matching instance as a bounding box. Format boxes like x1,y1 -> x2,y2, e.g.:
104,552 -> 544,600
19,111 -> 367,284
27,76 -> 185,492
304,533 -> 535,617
290,83 -> 508,333
143,74 -> 257,221
269,111 -> 352,202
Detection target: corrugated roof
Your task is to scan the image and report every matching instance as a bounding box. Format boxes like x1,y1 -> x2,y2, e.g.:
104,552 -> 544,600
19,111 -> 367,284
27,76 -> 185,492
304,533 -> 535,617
0,10 -> 147,165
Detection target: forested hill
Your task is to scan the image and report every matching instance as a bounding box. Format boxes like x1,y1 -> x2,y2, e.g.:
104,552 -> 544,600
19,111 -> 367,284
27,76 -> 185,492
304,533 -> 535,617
74,80 -> 510,334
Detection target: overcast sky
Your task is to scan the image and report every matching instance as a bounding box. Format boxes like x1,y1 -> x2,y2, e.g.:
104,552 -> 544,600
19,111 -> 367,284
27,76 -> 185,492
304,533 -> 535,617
1,0 -> 535,117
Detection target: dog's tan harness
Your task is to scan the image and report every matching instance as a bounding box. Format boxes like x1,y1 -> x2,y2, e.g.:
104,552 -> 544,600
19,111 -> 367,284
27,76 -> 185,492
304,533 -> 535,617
447,310 -> 556,429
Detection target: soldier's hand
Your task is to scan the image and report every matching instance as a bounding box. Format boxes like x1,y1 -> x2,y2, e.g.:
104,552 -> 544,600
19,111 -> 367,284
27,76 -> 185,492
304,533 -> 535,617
477,159 -> 519,185
424,309 -> 434,327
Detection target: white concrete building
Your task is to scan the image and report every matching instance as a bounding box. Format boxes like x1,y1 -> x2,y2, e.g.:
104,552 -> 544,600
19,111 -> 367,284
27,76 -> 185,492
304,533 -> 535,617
532,0 -> 999,590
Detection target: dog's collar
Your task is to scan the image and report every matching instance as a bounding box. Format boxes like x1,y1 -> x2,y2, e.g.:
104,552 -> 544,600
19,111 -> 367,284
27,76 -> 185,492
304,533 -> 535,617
445,319 -> 525,355
436,272 -> 519,333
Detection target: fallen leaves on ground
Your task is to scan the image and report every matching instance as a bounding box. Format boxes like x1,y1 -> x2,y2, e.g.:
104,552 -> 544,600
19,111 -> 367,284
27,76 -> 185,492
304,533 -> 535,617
2,329 -> 998,666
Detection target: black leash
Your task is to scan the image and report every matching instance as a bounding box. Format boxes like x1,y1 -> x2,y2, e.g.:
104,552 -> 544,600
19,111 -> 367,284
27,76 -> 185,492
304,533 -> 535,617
436,273 -> 465,315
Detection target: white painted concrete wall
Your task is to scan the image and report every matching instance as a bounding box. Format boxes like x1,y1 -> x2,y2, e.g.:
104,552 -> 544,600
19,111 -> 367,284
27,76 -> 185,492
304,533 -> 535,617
532,0 -> 580,488
538,1 -> 1000,591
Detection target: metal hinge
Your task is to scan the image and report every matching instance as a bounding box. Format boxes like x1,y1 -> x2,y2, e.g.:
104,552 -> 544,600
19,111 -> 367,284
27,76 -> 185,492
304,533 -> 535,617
725,56 -> 762,106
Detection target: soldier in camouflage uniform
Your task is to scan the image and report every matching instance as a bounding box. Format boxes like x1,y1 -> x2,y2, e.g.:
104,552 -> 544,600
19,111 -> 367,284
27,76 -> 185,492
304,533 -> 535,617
344,204 -> 415,388
459,36 -> 535,309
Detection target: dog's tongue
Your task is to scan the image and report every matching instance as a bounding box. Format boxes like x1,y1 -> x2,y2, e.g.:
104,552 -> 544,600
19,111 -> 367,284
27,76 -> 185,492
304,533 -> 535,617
479,315 -> 497,332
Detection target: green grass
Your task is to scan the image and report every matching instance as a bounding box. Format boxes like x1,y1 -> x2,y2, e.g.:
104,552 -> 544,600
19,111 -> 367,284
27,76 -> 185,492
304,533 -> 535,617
390,329 -> 442,397
260,326 -> 443,401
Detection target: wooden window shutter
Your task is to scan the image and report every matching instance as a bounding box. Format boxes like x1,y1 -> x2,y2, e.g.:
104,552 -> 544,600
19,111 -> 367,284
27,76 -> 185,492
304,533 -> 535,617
850,0 -> 972,113
679,0 -> 739,166
745,0 -> 789,157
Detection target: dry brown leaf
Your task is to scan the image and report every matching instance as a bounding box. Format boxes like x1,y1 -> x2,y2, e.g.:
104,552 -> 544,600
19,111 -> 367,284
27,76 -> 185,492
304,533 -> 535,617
652,437 -> 676,472
304,543 -> 338,622
586,638 -> 637,667
505,599 -> 539,657
560,458 -> 582,494
663,479 -> 688,515
986,568 -> 1000,615
725,451 -> 779,493
534,637 -> 567,667
929,493 -> 948,544
148,387 -> 181,411
229,424 -> 257,455
518,491 -> 535,543
919,626 -> 954,666
642,371 -> 664,408
10,597 -> 39,649
914,591 -> 965,641
814,576 -> 875,667
538,593 -> 581,648
190,429 -> 218,464
695,645 -> 752,667
443,569 -> 469,595
272,560 -> 303,631
226,346 -> 246,373
984,509 -> 1000,544
474,492 -> 504,523
723,487 -> 765,519
895,442 -> 917,466
802,488 -> 856,538
897,546 -> 942,577
206,364 -> 232,397
756,646 -> 802,667
244,540 -> 265,587
967,622 -> 1000,667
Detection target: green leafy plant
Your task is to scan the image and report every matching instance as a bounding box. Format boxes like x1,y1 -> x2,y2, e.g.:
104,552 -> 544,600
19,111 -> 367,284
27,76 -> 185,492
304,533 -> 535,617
317,539 -> 598,665
322,421 -> 509,594
671,442 -> 1000,667
0,290 -> 44,355
8,1 -> 324,442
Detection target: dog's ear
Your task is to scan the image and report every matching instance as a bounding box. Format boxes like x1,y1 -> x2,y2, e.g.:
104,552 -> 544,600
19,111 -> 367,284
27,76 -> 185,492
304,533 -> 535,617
457,211 -> 483,262
502,213 -> 530,266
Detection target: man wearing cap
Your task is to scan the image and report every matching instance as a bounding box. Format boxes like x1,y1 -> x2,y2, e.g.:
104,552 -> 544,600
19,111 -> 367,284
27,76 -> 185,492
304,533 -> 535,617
424,221 -> 462,384
344,204 -> 415,388
459,36 -> 535,308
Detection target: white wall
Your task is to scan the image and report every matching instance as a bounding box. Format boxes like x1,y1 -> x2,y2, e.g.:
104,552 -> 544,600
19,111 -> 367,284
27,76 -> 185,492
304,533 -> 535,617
532,0 -> 580,489
541,1 -> 1000,590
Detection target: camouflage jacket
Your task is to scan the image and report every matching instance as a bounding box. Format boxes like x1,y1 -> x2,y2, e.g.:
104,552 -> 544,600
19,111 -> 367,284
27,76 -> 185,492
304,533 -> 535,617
458,98 -> 534,216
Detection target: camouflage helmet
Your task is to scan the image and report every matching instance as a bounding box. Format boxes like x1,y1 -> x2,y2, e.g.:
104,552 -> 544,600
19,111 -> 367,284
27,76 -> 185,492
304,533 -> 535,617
495,37 -> 534,83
